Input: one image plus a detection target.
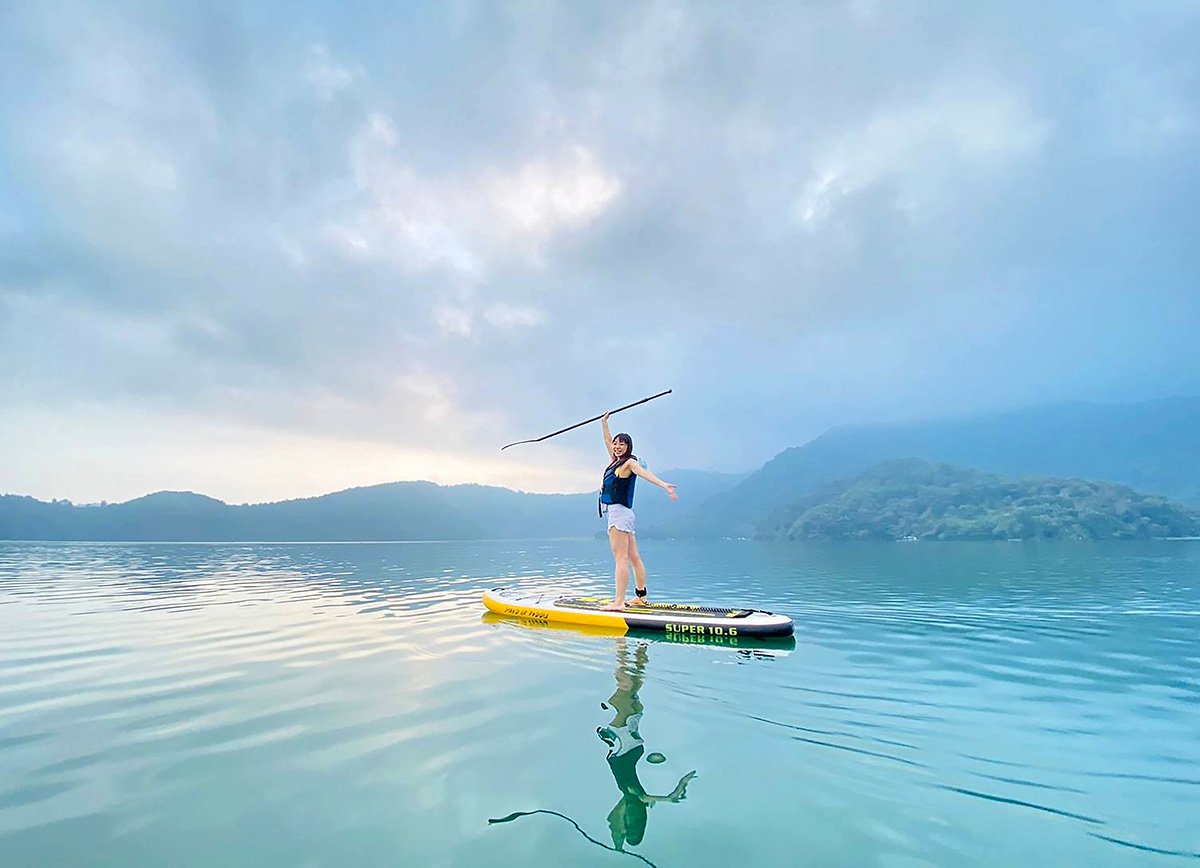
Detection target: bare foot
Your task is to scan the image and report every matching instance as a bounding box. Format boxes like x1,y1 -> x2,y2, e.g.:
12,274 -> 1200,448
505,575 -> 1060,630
601,601 -> 626,612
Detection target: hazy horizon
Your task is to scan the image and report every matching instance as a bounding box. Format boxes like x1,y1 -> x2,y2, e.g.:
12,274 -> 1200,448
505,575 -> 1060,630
3,3 -> 1198,504
7,393 -> 1197,507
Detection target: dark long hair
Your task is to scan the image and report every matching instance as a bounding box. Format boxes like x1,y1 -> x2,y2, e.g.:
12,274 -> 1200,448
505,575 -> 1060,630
608,432 -> 636,469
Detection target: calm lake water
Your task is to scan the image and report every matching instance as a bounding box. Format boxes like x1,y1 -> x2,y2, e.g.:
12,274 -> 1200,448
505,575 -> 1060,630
1,539 -> 1197,867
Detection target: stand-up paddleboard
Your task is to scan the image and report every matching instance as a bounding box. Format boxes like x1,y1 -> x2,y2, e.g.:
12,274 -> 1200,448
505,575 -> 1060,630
481,611 -> 796,653
482,587 -> 794,638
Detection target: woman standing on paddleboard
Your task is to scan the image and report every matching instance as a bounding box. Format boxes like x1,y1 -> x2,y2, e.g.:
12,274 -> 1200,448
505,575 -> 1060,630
600,412 -> 677,612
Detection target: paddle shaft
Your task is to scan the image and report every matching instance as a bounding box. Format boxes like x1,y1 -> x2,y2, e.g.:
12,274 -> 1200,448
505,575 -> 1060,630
500,389 -> 672,450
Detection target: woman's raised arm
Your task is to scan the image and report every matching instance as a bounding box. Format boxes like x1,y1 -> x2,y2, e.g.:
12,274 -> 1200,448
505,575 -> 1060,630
601,412 -> 615,461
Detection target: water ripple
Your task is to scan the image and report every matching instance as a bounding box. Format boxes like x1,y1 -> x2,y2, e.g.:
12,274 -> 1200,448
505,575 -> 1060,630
1,539 -> 1197,866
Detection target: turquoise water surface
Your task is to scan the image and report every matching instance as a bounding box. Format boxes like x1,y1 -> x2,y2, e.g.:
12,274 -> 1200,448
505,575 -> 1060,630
1,539 -> 1197,866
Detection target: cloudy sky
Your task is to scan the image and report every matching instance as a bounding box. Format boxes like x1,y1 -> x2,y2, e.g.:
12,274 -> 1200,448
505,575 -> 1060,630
2,1 -> 1198,504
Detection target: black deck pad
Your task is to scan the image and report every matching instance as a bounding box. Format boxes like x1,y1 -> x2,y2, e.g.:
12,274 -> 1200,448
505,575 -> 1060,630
553,596 -> 755,618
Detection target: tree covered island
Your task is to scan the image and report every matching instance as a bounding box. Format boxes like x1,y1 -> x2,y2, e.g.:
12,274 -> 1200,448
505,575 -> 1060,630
757,459 -> 1200,542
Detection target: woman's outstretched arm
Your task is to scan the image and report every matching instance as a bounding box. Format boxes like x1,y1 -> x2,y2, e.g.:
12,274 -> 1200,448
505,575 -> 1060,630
602,411 -> 615,461
629,462 -> 678,501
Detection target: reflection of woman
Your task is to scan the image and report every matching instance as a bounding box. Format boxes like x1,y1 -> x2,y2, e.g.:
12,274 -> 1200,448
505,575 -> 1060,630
597,639 -> 696,851
599,412 -> 678,612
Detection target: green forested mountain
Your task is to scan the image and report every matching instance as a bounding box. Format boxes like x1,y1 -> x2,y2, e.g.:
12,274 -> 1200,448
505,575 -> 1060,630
756,459 -> 1200,541
652,397 -> 1200,538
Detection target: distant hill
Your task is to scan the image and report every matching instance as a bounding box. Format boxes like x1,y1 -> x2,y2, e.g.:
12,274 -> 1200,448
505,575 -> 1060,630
756,459 -> 1200,541
0,483 -> 597,541
657,397 -> 1200,538
0,470 -> 745,542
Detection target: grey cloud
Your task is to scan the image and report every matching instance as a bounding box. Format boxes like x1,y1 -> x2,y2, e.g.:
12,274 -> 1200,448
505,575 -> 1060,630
2,1 -> 1198,477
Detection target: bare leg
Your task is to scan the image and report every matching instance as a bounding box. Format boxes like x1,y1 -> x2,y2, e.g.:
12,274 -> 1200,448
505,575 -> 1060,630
603,527 -> 631,611
628,534 -> 648,605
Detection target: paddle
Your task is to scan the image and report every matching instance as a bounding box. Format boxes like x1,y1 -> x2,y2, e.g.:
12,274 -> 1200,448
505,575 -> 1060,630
488,810 -> 659,867
500,389 -> 672,450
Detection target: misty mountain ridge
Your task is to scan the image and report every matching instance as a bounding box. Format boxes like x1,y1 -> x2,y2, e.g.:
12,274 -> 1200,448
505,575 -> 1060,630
647,395 -> 1200,538
2,396 -> 1196,541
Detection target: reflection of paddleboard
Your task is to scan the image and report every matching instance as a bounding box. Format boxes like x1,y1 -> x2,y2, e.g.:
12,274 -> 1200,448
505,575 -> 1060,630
482,587 -> 795,639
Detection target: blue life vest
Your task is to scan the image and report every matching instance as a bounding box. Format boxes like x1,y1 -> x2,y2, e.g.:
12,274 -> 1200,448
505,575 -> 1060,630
599,459 -> 637,515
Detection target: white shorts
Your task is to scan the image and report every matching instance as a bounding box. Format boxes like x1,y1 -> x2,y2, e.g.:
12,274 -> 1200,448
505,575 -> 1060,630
605,503 -> 636,535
